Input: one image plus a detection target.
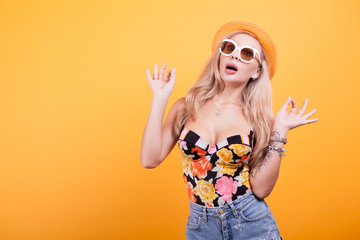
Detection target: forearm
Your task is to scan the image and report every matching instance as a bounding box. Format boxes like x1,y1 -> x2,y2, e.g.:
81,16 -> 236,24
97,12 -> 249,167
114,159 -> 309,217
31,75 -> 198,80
249,127 -> 288,198
140,95 -> 168,168
249,96 -> 319,198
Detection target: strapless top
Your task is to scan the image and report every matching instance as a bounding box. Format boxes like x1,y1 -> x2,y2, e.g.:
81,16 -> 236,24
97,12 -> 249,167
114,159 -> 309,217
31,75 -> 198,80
178,125 -> 254,207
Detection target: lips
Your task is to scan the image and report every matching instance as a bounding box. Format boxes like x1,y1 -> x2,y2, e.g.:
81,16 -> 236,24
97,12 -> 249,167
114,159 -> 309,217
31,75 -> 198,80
225,62 -> 238,71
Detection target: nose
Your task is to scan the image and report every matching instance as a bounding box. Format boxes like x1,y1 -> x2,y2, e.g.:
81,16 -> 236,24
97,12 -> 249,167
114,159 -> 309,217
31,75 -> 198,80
231,49 -> 241,61
231,54 -> 240,61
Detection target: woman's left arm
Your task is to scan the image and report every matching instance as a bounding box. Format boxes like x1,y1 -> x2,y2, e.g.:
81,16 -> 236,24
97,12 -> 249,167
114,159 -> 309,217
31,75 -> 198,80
249,97 -> 319,199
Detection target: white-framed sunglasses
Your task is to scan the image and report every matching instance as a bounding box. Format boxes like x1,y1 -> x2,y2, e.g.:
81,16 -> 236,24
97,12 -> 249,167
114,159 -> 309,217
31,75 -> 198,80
219,39 -> 261,64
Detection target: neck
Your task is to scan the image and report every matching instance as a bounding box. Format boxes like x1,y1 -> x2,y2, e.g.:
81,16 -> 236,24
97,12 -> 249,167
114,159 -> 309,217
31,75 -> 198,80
214,82 -> 246,104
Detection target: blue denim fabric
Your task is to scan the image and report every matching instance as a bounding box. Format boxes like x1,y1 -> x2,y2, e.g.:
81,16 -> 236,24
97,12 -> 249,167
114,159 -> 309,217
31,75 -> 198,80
185,190 -> 283,240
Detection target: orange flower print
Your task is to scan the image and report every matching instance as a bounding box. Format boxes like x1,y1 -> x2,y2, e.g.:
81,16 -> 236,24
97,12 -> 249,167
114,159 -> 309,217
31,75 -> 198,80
179,148 -> 192,175
182,159 -> 191,176
179,147 -> 194,162
215,149 -> 236,176
190,159 -> 212,179
194,180 -> 218,205
240,164 -> 250,188
238,155 -> 250,164
191,146 -> 207,158
205,202 -> 213,207
229,144 -> 251,158
183,175 -> 197,203
217,163 -> 237,176
216,148 -> 234,164
183,146 -> 212,179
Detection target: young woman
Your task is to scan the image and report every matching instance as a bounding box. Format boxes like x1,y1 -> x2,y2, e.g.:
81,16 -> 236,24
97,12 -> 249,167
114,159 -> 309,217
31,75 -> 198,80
141,20 -> 318,240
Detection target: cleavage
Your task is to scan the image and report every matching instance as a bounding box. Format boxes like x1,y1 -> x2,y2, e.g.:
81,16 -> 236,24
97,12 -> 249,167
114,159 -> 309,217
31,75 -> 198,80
183,125 -> 251,147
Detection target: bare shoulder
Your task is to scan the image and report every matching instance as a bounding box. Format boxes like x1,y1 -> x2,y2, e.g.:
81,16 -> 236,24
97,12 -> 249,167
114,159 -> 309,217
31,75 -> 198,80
174,97 -> 185,107
164,97 -> 185,124
168,97 -> 185,113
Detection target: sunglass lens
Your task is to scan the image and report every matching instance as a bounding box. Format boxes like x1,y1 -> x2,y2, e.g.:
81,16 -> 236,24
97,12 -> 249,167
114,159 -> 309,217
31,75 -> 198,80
220,41 -> 235,54
241,48 -> 255,61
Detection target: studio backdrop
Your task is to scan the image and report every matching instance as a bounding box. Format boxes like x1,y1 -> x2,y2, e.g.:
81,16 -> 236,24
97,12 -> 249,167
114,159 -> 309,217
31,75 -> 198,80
0,0 -> 359,239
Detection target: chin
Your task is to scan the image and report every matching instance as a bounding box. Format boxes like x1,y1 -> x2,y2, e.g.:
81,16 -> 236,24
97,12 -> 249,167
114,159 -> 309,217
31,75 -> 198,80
220,72 -> 249,85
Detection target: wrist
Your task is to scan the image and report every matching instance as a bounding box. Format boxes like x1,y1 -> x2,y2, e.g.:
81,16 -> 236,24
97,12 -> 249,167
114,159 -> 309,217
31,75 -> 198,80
270,125 -> 288,145
153,93 -> 170,102
272,125 -> 288,138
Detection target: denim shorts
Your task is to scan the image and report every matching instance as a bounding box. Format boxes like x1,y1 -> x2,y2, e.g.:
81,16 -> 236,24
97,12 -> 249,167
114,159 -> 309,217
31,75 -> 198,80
185,190 -> 283,240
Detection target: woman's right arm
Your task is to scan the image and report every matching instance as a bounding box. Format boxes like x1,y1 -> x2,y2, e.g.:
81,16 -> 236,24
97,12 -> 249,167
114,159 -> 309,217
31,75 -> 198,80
140,62 -> 184,168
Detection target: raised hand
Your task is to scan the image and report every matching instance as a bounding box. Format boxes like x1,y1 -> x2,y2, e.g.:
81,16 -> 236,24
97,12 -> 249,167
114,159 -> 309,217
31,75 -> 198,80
145,62 -> 176,99
274,97 -> 319,134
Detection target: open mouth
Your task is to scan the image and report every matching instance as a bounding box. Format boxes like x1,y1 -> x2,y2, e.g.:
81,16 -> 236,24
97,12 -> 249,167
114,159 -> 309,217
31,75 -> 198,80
225,63 -> 238,71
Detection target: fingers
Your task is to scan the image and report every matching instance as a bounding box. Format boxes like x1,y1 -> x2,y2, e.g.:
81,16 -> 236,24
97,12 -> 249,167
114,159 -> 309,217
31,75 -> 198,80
164,68 -> 172,81
280,96 -> 299,114
301,118 -> 319,126
145,69 -> 152,82
153,63 -> 158,79
169,68 -> 176,83
158,62 -> 167,80
164,68 -> 176,82
307,118 -> 319,123
147,62 -> 175,82
289,97 -> 297,114
280,97 -> 291,111
298,98 -> 309,116
280,96 -> 295,112
303,109 -> 317,119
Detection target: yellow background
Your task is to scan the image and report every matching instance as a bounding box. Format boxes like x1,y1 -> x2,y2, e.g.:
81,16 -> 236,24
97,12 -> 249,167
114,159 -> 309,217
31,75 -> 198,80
0,0 -> 359,239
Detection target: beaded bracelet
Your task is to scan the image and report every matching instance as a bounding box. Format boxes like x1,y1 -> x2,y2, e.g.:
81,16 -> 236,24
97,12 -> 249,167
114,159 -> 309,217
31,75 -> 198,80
267,145 -> 286,156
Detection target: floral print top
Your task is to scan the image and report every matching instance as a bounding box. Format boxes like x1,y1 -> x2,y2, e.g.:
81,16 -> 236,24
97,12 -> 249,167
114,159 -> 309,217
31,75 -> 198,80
178,125 -> 254,207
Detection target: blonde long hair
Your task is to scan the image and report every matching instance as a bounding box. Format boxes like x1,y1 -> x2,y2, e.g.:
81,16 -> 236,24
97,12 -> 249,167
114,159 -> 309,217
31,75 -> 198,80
174,30 -> 274,170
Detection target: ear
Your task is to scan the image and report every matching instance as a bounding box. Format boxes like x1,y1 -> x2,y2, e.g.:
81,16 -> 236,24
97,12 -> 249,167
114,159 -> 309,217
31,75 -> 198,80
251,68 -> 261,79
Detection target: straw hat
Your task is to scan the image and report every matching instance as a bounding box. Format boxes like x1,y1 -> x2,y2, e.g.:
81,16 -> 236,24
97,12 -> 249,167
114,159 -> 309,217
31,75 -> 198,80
212,21 -> 277,79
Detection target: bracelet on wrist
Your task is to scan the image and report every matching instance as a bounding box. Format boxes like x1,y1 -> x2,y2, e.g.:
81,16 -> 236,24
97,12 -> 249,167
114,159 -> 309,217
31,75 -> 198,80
269,136 -> 287,144
267,145 -> 286,156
